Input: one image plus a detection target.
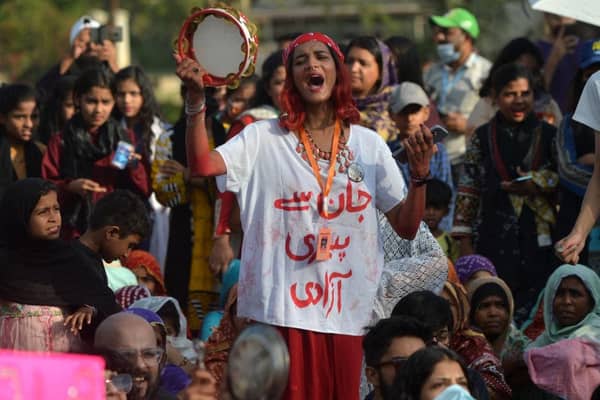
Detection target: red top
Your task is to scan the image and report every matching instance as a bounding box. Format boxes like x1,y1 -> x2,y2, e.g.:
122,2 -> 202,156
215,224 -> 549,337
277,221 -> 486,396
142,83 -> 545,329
42,128 -> 151,237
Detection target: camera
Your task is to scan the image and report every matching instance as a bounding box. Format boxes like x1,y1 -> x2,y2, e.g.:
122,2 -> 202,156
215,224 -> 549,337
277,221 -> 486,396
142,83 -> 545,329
90,25 -> 123,44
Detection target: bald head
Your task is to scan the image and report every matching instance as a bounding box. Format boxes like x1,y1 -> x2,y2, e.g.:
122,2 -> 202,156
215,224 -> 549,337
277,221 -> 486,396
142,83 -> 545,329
95,312 -> 157,349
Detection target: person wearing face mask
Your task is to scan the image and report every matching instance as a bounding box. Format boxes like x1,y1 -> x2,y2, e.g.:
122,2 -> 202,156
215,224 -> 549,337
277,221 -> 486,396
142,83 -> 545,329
424,8 -> 491,187
388,346 -> 477,400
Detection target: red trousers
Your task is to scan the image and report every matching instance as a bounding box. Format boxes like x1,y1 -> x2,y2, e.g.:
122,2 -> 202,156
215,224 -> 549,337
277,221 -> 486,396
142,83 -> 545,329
278,327 -> 363,400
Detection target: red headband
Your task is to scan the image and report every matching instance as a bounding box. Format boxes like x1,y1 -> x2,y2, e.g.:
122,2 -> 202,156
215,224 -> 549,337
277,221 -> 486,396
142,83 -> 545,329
283,32 -> 344,65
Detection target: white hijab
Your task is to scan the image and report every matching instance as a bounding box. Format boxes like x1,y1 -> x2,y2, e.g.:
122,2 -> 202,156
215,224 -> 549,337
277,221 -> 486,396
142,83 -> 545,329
130,296 -> 198,361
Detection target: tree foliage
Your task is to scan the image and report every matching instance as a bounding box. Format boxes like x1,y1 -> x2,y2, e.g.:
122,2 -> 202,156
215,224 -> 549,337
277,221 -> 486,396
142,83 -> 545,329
0,0 -> 101,82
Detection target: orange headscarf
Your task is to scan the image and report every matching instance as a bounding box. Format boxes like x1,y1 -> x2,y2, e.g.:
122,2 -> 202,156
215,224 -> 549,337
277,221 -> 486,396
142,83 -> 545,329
123,250 -> 167,295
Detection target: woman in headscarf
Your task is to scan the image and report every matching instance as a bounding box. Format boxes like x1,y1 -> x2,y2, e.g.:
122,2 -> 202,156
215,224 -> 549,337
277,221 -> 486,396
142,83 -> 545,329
442,281 -> 512,400
345,36 -> 399,143
455,255 -> 498,286
468,277 -> 545,399
0,178 -> 121,352
123,249 -> 167,296
525,264 -> 600,399
529,263 -> 600,348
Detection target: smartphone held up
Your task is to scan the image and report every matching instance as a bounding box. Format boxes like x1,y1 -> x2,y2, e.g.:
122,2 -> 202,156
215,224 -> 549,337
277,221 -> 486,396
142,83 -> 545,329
391,125 -> 448,162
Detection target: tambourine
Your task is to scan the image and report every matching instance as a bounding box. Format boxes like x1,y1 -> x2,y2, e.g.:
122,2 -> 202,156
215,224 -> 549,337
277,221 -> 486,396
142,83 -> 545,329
176,4 -> 259,88
227,324 -> 289,400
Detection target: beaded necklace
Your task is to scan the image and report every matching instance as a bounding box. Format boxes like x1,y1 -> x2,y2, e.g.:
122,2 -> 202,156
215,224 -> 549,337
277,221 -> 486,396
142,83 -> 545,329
296,126 -> 355,174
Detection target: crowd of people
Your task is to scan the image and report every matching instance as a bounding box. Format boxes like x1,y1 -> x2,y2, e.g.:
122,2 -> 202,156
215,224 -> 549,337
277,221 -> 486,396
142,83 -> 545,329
1,6 -> 600,400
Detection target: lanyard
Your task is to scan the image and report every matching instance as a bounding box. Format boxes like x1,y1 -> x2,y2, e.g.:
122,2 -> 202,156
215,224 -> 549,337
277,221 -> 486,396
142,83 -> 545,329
299,119 -> 341,217
439,66 -> 466,113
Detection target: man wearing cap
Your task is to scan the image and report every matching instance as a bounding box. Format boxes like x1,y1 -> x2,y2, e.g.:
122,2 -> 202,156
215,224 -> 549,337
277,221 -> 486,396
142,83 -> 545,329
37,15 -> 119,101
389,82 -> 454,231
424,8 -> 491,185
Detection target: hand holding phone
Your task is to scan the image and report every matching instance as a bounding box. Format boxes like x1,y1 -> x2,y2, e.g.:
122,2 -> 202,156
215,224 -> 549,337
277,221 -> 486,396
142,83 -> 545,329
392,125 -> 448,160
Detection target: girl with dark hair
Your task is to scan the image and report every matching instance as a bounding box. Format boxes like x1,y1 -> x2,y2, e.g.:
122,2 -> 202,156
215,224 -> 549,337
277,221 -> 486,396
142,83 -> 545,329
468,37 -> 562,133
391,346 -> 476,400
37,74 -> 77,144
113,65 -> 163,157
42,67 -> 151,238
452,63 -> 558,323
345,36 -> 400,143
0,178 -> 120,352
176,32 -> 435,398
0,83 -> 44,201
113,65 -> 171,268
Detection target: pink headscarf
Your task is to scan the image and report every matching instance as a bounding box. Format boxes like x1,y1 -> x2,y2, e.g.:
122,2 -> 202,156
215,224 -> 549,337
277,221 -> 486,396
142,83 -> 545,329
526,338 -> 600,400
282,32 -> 344,65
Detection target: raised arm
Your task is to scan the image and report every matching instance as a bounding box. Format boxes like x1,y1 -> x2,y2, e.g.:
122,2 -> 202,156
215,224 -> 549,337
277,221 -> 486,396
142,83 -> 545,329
174,55 -> 227,177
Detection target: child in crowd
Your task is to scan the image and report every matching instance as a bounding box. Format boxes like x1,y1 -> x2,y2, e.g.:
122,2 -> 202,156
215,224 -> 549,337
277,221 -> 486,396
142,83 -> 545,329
0,179 -> 121,352
113,66 -> 171,267
425,178 -> 459,263
0,83 -> 45,201
389,82 -> 454,230
123,249 -> 167,296
42,66 -> 151,239
37,74 -> 77,144
74,189 -> 151,288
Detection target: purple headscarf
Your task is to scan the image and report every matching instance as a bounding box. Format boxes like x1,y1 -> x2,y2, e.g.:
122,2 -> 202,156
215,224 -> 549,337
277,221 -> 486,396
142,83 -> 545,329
126,307 -> 164,326
455,255 -> 497,284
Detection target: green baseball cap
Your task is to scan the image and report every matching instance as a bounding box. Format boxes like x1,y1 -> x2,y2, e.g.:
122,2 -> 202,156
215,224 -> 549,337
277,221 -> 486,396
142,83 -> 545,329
430,8 -> 480,39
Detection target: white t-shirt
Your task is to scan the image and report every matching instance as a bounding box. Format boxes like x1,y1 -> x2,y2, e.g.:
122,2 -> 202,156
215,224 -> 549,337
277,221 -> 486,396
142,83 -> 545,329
216,119 -> 405,335
574,70 -> 600,131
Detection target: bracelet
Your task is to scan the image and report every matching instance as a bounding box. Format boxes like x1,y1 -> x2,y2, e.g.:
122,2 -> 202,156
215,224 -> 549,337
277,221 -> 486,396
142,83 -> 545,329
185,98 -> 206,116
411,171 -> 432,187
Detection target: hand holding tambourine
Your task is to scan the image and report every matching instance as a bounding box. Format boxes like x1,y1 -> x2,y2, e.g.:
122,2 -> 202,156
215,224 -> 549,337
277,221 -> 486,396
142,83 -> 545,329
175,4 -> 259,89
174,54 -> 206,102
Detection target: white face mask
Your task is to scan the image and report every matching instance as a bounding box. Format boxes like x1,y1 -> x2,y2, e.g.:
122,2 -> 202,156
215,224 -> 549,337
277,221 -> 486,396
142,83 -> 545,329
434,385 -> 475,400
437,43 -> 461,64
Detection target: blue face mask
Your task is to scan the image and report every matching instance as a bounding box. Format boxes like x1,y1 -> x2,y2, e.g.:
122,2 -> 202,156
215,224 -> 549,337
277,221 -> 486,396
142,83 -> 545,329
434,385 -> 475,400
437,43 -> 461,64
